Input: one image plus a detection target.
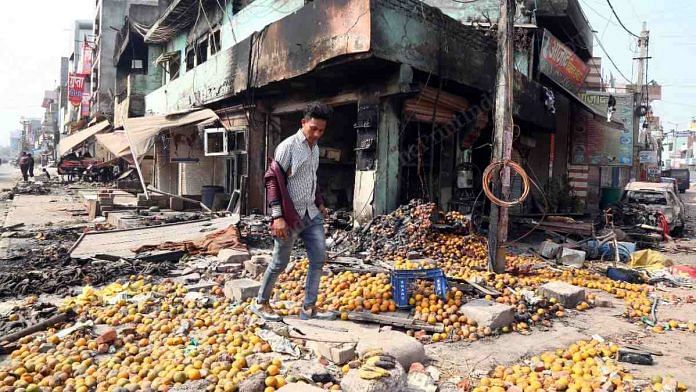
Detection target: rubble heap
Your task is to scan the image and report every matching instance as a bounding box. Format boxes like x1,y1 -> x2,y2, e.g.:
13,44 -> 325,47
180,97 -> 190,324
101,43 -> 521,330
0,247 -> 175,298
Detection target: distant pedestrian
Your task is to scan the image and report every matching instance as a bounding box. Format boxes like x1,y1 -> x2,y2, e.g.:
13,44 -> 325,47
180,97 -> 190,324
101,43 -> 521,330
27,154 -> 35,178
18,152 -> 29,181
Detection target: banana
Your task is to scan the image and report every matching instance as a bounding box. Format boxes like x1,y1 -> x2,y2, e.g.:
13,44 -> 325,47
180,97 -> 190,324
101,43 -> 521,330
361,348 -> 384,359
358,365 -> 390,380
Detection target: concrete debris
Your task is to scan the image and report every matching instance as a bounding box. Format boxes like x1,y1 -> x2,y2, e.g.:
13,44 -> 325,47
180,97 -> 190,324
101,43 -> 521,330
218,248 -> 251,265
184,280 -> 218,292
560,247 -> 586,267
539,281 -> 586,308
459,299 -> 515,330
245,255 -> 271,277
285,360 -> 332,383
216,262 -> 244,273
340,361 -> 407,392
307,341 -> 357,365
238,372 -> 267,392
406,371 -> 437,392
277,383 -> 326,391
356,330 -> 425,369
224,279 -> 261,302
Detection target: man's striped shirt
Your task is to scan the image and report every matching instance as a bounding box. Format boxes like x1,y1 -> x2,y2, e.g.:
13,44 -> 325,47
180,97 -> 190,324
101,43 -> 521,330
271,129 -> 320,220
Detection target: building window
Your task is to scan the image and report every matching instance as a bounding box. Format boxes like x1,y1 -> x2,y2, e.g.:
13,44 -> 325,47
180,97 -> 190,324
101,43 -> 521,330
169,52 -> 181,81
185,46 -> 195,71
196,37 -> 208,65
233,0 -> 254,14
210,29 -> 221,56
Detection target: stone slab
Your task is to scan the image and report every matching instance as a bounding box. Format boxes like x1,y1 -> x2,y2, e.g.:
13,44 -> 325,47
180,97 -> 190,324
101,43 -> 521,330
245,255 -> 271,277
459,299 -> 515,330
307,341 -> 356,365
539,281 -> 586,308
224,279 -> 261,302
218,248 -> 251,264
341,362 -> 406,392
356,330 -> 425,369
277,383 -> 325,392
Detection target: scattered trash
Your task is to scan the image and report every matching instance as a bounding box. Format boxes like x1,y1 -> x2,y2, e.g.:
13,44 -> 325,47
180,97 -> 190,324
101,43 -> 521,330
256,329 -> 301,358
618,349 -> 654,365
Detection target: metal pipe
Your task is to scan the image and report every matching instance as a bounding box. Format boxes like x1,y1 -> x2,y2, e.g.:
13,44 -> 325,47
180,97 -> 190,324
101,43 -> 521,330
146,185 -> 212,213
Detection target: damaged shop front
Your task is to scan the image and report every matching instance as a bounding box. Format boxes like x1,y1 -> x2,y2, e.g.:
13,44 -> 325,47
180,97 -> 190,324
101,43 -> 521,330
533,29 -> 634,216
142,0 -> 559,221
122,109 -> 236,211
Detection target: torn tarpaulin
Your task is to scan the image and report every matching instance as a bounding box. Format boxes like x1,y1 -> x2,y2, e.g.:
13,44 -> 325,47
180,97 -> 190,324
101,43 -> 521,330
131,225 -> 247,256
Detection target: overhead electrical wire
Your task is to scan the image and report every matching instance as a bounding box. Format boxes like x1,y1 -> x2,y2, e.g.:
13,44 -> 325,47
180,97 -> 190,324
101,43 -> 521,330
592,31 -> 632,84
605,0 -> 640,38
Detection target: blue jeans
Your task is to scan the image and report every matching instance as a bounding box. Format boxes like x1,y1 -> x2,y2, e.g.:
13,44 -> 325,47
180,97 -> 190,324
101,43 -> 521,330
257,213 -> 326,308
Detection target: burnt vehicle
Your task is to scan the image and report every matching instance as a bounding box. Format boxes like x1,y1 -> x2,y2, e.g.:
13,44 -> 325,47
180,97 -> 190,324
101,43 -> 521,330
607,182 -> 686,238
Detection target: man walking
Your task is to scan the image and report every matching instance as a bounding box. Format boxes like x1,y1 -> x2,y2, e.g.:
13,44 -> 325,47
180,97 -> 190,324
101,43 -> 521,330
18,152 -> 30,182
27,154 -> 35,178
252,102 -> 334,321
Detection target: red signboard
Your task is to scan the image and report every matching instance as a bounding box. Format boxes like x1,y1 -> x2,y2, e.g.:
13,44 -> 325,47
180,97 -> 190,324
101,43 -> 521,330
539,30 -> 590,93
82,41 -> 93,74
68,73 -> 87,107
81,93 -> 91,117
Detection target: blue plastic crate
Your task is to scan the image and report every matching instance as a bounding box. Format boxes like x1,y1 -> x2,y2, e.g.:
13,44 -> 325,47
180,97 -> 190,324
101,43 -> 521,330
391,268 -> 448,309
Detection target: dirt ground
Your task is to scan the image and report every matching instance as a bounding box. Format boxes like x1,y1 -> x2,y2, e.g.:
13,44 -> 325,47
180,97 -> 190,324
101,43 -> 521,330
428,185 -> 696,389
427,289 -> 696,388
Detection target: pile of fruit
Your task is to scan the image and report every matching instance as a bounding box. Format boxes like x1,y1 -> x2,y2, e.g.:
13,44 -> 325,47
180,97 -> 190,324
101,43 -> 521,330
0,277 -> 292,392
471,338 -> 688,392
272,260 -> 397,315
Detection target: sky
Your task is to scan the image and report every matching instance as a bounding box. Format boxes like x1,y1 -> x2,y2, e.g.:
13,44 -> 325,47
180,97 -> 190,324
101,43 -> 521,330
0,0 -> 94,147
0,0 -> 694,147
579,0 -> 696,132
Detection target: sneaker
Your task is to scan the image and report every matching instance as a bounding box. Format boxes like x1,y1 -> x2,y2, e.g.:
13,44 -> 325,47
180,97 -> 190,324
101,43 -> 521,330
300,306 -> 337,320
250,300 -> 282,322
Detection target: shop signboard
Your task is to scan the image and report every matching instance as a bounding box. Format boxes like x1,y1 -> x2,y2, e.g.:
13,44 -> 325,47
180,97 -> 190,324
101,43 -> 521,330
68,73 -> 87,107
571,109 -> 632,166
539,29 -> 590,93
639,151 -> 657,164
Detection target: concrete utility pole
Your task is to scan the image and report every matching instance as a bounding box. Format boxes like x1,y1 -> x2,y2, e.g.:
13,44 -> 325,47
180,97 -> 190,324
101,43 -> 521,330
633,22 -> 649,178
487,0 -> 516,273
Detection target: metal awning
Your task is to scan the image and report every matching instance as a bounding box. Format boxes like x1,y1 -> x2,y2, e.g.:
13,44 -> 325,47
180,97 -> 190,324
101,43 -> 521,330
123,108 -> 220,164
123,109 -> 220,197
144,0 -> 198,44
95,131 -> 132,158
58,121 -> 111,157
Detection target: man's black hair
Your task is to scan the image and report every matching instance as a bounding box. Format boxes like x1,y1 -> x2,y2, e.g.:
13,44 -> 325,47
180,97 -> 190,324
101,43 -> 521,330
304,102 -> 333,121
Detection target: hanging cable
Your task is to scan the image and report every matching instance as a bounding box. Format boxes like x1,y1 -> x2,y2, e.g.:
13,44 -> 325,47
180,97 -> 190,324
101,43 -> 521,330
482,159 -> 530,207
605,0 -> 641,38
592,31 -> 633,84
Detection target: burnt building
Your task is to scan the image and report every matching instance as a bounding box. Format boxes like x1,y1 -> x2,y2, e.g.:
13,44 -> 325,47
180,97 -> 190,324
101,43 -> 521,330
133,0 -> 624,218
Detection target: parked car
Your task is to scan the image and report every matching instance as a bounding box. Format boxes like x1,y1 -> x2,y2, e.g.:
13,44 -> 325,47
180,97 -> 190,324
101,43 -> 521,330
661,169 -> 690,193
621,181 -> 686,235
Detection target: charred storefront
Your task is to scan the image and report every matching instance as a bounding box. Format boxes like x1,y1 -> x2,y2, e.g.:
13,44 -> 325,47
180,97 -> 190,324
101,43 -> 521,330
141,0 -> 572,220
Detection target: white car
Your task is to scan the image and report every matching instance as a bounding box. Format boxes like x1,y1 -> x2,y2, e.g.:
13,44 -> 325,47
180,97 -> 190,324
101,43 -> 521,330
621,181 -> 686,235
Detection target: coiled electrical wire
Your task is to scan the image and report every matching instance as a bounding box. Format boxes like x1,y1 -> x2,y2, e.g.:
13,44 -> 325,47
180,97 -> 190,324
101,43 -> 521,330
482,159 -> 530,207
